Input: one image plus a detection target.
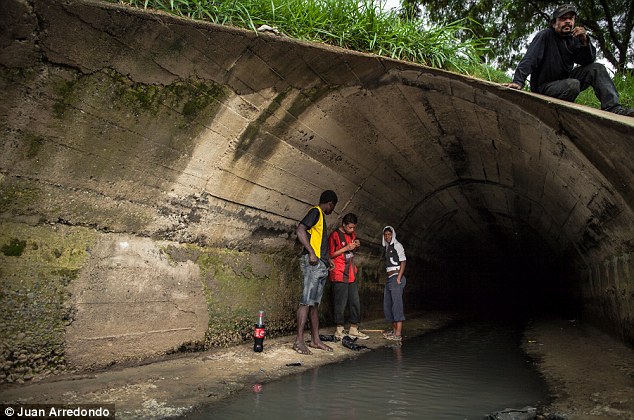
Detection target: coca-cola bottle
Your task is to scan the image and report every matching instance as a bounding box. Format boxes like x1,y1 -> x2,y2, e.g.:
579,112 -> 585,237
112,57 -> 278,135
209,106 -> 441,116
253,310 -> 266,352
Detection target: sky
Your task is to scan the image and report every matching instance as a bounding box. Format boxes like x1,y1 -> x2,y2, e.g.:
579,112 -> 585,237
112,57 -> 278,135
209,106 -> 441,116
383,0 -> 401,12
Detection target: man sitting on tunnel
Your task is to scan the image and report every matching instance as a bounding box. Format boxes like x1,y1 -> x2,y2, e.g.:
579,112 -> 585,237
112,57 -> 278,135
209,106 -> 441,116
504,4 -> 634,117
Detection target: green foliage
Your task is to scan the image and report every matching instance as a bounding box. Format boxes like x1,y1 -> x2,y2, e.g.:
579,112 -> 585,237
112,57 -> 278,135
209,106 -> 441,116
463,63 -> 510,83
409,0 -> 634,73
111,0 -> 484,72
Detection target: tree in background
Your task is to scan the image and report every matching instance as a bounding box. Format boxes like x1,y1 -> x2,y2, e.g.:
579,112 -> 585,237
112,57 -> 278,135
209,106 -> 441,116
399,0 -> 633,74
398,0 -> 423,21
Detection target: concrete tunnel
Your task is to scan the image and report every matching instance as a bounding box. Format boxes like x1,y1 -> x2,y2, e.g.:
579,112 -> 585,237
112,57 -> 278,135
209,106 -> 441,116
0,0 -> 633,375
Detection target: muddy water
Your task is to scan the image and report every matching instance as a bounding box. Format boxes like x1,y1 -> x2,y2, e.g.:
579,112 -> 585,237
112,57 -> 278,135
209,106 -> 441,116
183,321 -> 550,419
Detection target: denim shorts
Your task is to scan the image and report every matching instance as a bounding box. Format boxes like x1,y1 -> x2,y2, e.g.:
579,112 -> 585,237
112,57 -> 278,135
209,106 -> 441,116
299,254 -> 329,306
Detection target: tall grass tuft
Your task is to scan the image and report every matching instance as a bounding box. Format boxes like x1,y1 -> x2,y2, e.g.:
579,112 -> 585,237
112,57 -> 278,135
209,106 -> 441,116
110,0 -> 484,72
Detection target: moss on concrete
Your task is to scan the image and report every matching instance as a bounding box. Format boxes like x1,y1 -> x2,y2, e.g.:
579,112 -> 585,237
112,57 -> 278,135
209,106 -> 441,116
1,238 -> 27,257
32,66 -> 228,182
51,77 -> 79,119
104,68 -> 227,124
0,180 -> 41,214
163,244 -> 301,349
0,222 -> 97,383
0,177 -> 153,233
2,67 -> 231,233
51,68 -> 226,121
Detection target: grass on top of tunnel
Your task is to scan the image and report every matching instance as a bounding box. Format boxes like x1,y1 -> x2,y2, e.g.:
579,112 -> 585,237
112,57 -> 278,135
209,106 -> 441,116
108,0 -> 485,74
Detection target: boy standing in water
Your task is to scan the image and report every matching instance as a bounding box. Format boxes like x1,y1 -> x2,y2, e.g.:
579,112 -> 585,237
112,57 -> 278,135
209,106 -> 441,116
382,226 -> 407,341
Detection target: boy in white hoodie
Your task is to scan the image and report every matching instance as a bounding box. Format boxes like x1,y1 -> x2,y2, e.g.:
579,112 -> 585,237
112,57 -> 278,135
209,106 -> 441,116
382,226 -> 407,341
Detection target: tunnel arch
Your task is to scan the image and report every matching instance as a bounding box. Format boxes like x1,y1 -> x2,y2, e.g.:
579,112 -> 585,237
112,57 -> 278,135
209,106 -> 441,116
279,78 -> 634,265
271,77 -> 634,323
1,0 -> 633,373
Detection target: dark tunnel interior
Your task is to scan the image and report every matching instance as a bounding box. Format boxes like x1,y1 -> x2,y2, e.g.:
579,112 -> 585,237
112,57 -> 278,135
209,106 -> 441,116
408,222 -> 581,322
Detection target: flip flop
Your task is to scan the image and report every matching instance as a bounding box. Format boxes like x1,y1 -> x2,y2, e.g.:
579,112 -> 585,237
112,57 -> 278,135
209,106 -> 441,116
292,343 -> 312,355
342,336 -> 369,351
319,334 -> 338,342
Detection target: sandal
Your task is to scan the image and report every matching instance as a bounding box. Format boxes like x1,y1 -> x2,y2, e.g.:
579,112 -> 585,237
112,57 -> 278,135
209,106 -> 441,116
292,343 -> 312,355
382,330 -> 394,339
385,334 -> 402,341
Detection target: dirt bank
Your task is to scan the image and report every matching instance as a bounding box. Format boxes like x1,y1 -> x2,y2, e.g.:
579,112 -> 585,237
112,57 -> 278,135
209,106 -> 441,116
1,312 -> 633,419
523,317 -> 634,420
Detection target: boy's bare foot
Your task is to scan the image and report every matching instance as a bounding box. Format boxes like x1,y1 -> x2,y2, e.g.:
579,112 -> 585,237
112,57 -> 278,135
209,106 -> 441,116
308,342 -> 333,352
292,342 -> 312,355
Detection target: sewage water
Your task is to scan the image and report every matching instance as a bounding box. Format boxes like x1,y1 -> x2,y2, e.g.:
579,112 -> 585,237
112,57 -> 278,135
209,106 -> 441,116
183,321 -> 550,419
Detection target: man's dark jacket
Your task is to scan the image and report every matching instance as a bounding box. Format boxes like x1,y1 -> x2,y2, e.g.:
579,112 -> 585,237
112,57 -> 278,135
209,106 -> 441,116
512,27 -> 596,93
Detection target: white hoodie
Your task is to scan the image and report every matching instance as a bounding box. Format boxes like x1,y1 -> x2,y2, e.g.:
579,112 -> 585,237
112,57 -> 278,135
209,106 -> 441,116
382,226 -> 406,272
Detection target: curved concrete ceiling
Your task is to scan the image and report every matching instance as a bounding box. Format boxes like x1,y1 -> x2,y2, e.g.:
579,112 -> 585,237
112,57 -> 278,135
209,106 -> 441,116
2,0 -> 634,279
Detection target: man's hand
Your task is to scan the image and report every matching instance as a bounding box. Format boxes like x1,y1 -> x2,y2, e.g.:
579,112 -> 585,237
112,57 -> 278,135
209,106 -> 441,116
296,222 -> 319,265
571,26 -> 588,45
308,251 -> 319,265
503,82 -> 522,90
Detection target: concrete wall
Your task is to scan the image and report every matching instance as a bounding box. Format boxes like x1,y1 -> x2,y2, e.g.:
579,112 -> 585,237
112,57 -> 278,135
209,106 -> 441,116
581,252 -> 634,344
1,0 -> 633,382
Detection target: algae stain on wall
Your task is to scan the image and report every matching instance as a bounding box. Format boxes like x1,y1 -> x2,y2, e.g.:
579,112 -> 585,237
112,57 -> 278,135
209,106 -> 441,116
4,64 -> 227,200
2,65 -> 233,234
0,222 -> 96,383
47,68 -> 228,180
164,244 -> 301,348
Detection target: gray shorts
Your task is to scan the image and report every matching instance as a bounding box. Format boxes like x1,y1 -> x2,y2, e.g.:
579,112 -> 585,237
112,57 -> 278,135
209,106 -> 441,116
299,254 -> 329,306
384,274 -> 406,322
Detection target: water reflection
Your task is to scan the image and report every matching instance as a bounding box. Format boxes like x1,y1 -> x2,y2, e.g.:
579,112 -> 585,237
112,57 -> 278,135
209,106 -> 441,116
183,321 -> 549,420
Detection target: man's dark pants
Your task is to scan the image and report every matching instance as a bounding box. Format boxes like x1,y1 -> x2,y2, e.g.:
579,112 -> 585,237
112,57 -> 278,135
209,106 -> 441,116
536,63 -> 620,111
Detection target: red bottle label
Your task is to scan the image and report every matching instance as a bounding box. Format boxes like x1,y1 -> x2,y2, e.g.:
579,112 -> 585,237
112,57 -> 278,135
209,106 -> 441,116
254,327 -> 266,338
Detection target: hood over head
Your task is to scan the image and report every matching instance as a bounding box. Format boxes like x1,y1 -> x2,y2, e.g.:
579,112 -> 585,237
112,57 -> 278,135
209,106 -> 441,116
382,225 -> 397,246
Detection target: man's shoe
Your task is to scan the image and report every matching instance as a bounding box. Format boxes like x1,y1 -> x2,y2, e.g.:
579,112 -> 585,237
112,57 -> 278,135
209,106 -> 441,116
348,326 -> 369,340
334,325 -> 346,340
610,107 -> 634,117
